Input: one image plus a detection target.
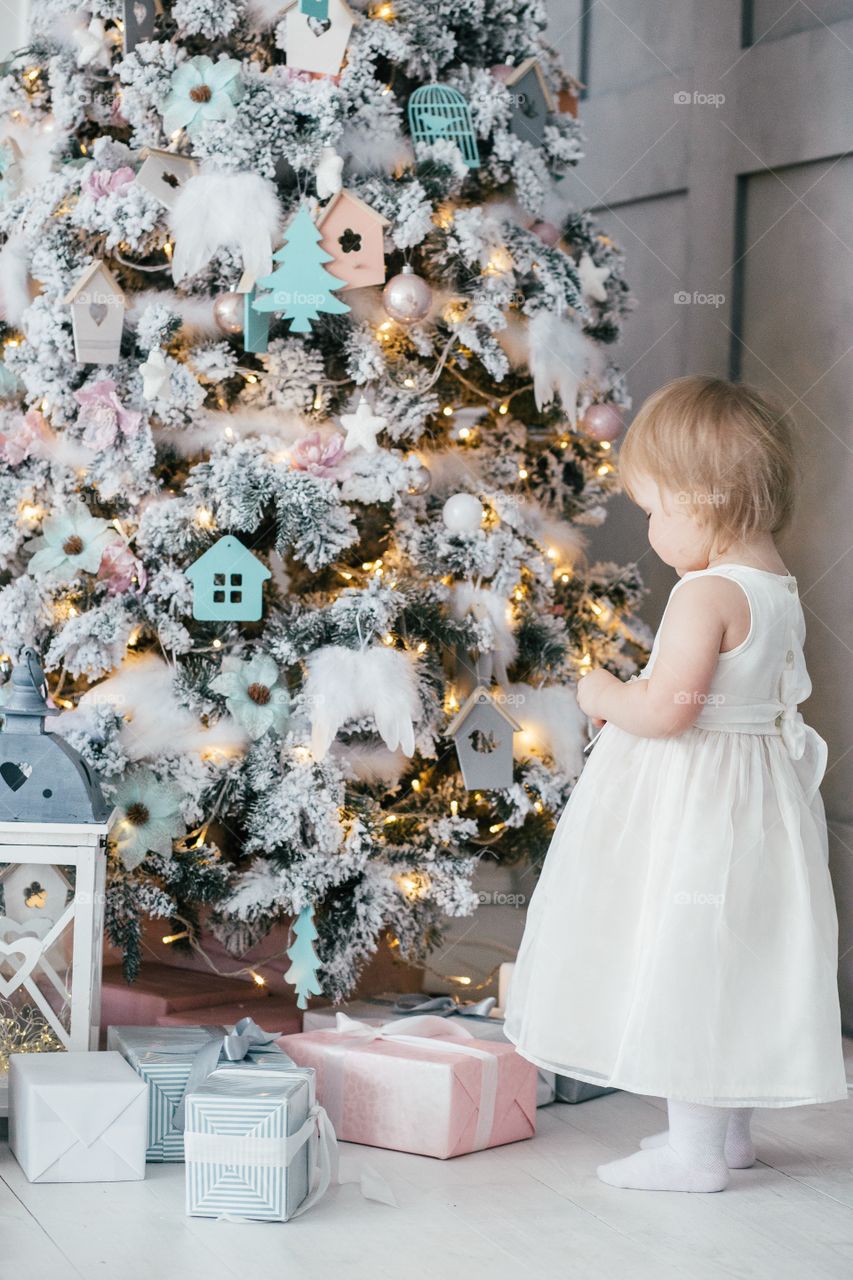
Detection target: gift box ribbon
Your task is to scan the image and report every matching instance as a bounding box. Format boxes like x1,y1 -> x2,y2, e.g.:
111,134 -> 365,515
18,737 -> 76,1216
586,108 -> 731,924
168,1017 -> 282,1131
389,993 -> 497,1018
322,1012 -> 500,1151
187,1067 -> 397,1217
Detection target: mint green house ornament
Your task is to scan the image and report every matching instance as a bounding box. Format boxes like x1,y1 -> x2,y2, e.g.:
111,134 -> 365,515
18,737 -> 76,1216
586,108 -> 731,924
408,85 -> 481,169
186,535 -> 271,622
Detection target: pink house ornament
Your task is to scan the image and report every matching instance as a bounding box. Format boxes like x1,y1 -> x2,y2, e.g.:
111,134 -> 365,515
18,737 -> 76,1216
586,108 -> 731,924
316,190 -> 389,291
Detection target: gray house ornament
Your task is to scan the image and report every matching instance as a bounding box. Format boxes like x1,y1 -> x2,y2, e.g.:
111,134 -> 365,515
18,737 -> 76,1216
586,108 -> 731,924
64,260 -> 125,365
134,148 -> 198,209
447,685 -> 521,790
0,649 -> 109,824
503,58 -> 556,148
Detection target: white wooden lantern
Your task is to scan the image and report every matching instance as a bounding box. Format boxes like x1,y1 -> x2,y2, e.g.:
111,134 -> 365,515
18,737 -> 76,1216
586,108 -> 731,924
0,650 -> 111,1117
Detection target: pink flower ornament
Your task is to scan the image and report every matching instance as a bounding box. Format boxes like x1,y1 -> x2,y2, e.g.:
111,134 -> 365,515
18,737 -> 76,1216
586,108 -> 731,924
74,379 -> 142,450
290,430 -> 345,476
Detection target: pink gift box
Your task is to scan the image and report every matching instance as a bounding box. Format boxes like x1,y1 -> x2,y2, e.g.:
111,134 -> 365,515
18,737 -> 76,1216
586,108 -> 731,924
100,963 -> 269,1031
156,996 -> 302,1034
278,1014 -> 537,1159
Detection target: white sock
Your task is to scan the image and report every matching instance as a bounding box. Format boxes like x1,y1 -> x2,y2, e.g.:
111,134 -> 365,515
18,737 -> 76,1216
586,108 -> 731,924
597,1099 -> 730,1192
640,1106 -> 755,1167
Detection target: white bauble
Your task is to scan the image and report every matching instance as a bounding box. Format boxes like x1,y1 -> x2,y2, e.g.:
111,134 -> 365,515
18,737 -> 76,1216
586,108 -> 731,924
442,493 -> 484,533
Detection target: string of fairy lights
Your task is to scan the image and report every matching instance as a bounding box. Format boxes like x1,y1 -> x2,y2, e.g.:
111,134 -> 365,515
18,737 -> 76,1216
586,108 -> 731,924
0,26 -> 625,1004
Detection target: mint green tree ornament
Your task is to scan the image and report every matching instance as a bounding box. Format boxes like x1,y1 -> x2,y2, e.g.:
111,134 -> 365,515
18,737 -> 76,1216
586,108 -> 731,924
283,904 -> 324,1010
252,203 -> 350,334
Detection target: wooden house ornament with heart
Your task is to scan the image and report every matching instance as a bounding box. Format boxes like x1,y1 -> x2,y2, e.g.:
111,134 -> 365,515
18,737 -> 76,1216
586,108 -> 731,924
282,0 -> 355,76
134,148 -> 198,209
0,649 -> 111,1117
447,685 -> 521,790
316,190 -> 389,290
64,260 -> 125,365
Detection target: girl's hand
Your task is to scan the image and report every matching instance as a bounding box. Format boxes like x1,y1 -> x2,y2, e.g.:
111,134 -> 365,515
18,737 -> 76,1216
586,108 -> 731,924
577,667 -> 620,719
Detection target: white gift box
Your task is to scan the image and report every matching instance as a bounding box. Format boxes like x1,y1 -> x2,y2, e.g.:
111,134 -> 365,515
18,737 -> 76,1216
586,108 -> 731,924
185,1060 -> 337,1222
9,1051 -> 148,1183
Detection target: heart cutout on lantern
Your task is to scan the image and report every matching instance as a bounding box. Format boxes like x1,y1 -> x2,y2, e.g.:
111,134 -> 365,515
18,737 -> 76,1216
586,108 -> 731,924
0,760 -> 32,791
89,301 -> 108,326
0,934 -> 43,999
310,17 -> 332,36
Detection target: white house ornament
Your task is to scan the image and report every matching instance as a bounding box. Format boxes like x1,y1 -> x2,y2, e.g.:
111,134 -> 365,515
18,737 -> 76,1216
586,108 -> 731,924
446,685 -> 521,790
442,493 -> 484,533
281,0 -> 355,76
340,395 -> 386,454
382,265 -> 432,324
134,148 -> 197,210
64,261 -> 125,365
577,252 -> 610,304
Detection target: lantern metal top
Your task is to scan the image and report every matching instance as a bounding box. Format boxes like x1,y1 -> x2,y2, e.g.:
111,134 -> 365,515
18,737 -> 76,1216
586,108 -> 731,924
0,648 -> 109,824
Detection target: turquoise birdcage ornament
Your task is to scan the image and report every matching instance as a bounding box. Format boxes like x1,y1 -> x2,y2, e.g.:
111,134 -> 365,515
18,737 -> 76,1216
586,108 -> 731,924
408,85 -> 481,169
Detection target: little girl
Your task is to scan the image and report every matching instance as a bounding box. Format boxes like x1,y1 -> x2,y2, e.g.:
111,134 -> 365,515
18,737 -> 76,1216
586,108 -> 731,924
503,375 -> 848,1193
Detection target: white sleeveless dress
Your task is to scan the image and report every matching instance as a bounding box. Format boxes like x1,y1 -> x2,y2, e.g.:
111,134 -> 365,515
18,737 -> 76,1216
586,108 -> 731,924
503,564 -> 848,1106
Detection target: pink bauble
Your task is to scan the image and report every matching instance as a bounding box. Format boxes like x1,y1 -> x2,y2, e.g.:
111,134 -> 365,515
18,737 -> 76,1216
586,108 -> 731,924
213,291 -> 244,335
581,402 -> 623,442
382,265 -> 433,324
490,64 -> 515,84
529,221 -> 560,246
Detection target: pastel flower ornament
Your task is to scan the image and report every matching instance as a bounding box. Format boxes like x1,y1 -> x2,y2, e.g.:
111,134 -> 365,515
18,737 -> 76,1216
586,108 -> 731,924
81,166 -> 135,201
25,501 -> 119,582
211,653 -> 291,741
290,430 -> 345,476
74,378 -> 142,450
0,408 -> 52,465
163,56 -> 243,137
111,769 -> 185,870
97,542 -> 148,595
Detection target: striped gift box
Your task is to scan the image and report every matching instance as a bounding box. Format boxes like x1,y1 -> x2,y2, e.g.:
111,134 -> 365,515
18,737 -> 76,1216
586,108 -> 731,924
107,1025 -> 228,1162
184,1063 -> 320,1221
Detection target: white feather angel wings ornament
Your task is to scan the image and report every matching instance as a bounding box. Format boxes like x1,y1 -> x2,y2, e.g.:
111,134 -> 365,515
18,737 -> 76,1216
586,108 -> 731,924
169,168 -> 282,284
302,644 -> 422,761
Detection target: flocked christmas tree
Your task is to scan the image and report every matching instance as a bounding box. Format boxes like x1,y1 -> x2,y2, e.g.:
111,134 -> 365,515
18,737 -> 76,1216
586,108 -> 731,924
0,0 -> 647,1001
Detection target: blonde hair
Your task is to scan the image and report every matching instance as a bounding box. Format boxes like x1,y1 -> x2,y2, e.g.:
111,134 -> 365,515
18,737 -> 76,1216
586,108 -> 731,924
619,375 -> 797,544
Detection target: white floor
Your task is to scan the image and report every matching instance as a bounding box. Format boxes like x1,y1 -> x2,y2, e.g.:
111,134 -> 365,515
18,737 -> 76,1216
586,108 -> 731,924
2,1039 -> 852,1280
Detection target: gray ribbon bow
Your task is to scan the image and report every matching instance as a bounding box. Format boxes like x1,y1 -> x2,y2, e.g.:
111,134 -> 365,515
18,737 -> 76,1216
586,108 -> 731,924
173,1017 -> 281,1131
390,993 -> 497,1018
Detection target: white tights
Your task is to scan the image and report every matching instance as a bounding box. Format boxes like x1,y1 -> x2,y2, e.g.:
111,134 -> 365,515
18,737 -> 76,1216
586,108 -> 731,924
597,1099 -> 755,1192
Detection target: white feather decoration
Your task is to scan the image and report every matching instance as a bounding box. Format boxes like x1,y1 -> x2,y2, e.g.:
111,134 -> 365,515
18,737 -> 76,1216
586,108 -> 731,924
508,681 -> 587,778
153,406 -> 311,455
450,584 -> 517,686
528,312 -> 604,422
244,0 -> 290,27
302,645 -> 421,761
315,146 -> 344,200
330,740 -> 409,786
169,170 -> 282,284
0,234 -> 35,327
66,653 -> 248,760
